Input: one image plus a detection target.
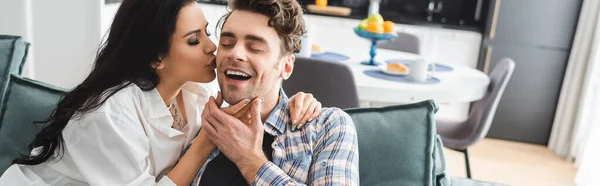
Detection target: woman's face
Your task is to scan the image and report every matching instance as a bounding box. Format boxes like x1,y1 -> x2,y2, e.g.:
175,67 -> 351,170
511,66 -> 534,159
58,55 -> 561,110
158,2 -> 217,84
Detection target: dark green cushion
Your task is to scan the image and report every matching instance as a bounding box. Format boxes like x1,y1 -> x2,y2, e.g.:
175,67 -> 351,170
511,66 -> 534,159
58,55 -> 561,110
0,74 -> 66,175
345,100 -> 442,186
0,35 -> 30,125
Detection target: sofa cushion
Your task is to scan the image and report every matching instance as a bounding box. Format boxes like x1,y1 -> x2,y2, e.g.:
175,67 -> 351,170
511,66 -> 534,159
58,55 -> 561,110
0,74 -> 66,175
0,35 -> 30,125
345,100 -> 443,186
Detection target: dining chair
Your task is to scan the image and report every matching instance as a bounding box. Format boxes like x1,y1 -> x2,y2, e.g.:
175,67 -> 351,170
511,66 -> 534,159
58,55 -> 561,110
377,32 -> 420,54
283,57 -> 360,109
436,58 -> 515,178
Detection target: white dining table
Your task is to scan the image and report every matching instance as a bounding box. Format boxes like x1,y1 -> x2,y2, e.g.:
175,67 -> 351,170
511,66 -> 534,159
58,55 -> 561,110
318,46 -> 491,105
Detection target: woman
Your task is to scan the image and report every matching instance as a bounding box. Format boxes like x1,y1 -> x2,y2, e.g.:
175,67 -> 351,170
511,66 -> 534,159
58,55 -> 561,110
0,0 -> 321,185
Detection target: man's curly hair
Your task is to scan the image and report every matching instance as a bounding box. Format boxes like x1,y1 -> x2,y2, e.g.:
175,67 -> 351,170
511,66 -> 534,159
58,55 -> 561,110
218,0 -> 306,54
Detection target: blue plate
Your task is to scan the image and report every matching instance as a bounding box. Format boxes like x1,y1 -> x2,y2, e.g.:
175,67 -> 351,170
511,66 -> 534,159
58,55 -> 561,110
311,52 -> 350,61
385,59 -> 454,72
363,70 -> 440,84
354,28 -> 397,41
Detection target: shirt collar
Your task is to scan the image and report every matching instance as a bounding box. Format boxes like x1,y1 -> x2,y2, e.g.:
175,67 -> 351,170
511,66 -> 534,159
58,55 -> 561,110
145,82 -> 210,119
145,88 -> 172,119
264,87 -> 290,136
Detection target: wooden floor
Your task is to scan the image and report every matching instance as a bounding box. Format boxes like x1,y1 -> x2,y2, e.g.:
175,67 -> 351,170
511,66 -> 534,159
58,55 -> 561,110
444,138 -> 577,186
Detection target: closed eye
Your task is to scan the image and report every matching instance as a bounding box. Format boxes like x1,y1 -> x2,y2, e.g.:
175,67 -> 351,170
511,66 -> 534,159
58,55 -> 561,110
188,38 -> 200,45
220,38 -> 235,48
250,48 -> 264,53
220,43 -> 234,48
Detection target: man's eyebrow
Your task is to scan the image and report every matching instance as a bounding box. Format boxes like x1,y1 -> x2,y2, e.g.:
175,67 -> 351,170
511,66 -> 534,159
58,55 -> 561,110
245,34 -> 267,44
220,32 -> 235,38
183,29 -> 202,38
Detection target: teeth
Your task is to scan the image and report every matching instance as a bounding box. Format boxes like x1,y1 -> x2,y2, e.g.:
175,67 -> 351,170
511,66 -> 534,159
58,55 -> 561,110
226,70 -> 250,77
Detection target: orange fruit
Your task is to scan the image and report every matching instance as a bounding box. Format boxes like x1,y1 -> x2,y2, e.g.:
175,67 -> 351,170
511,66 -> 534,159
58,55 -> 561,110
365,22 -> 384,34
383,21 -> 396,33
316,0 -> 327,7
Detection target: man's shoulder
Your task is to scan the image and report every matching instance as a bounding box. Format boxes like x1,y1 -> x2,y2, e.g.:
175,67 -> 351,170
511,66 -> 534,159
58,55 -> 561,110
312,107 -> 355,133
279,102 -> 355,136
319,107 -> 352,122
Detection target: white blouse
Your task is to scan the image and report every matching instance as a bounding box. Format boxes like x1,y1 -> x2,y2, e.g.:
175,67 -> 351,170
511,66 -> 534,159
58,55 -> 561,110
0,82 -> 218,186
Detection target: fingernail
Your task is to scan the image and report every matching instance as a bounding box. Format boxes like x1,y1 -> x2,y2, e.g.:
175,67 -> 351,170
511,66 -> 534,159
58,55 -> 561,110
307,118 -> 313,123
298,124 -> 304,129
245,99 -> 251,105
293,120 -> 297,125
292,125 -> 297,131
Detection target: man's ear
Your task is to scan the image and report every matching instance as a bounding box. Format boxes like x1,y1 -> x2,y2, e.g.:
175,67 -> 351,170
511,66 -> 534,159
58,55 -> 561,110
280,54 -> 295,80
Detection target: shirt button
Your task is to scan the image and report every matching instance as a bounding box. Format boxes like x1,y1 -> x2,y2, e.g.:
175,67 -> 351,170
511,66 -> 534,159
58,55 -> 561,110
321,162 -> 327,167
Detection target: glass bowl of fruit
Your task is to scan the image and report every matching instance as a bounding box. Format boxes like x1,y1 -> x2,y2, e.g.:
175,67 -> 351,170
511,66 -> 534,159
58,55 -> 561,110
354,13 -> 397,66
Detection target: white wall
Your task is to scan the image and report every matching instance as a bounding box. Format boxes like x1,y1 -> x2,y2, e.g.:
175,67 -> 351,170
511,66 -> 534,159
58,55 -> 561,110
1,0 -> 103,89
31,0 -> 103,89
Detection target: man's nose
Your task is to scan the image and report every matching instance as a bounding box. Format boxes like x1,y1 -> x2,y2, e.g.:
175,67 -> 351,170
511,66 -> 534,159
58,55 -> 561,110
228,43 -> 247,62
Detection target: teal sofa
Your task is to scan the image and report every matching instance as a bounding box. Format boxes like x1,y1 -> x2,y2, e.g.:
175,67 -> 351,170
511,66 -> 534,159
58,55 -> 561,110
0,35 -> 504,185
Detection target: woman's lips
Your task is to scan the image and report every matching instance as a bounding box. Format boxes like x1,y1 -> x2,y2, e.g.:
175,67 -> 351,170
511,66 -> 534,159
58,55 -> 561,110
206,58 -> 216,68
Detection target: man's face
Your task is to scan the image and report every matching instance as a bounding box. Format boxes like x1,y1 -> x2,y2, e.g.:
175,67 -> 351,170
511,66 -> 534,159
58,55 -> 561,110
216,10 -> 294,104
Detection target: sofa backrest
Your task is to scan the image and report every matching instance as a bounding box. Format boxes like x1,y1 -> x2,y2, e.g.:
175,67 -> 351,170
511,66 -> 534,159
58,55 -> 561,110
0,35 -> 30,123
345,100 -> 448,186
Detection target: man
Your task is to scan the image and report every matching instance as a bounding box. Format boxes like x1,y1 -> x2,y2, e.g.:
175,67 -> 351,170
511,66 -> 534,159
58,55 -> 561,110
197,0 -> 359,185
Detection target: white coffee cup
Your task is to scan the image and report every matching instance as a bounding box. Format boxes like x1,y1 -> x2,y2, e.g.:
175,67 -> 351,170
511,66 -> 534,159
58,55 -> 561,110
408,58 -> 435,82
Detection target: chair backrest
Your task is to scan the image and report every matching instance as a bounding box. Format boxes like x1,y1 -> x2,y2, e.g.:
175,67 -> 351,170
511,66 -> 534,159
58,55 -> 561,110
464,58 -> 515,146
344,100 -> 448,186
377,32 -> 420,54
283,57 -> 360,109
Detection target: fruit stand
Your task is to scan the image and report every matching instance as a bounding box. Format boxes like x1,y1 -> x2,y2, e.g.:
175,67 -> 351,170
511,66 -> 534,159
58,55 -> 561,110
355,13 -> 397,66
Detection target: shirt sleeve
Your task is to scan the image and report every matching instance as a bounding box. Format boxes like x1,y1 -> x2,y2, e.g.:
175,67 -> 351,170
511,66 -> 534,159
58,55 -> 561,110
65,112 -> 177,186
252,109 -> 360,186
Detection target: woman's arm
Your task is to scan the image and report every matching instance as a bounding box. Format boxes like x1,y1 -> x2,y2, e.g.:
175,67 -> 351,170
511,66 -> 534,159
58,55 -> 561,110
66,111 -> 217,186
167,130 -> 215,185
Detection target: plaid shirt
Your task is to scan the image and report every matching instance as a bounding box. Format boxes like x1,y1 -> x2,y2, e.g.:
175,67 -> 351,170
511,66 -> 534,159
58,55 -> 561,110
191,90 -> 359,186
